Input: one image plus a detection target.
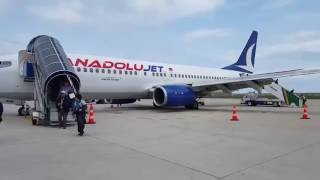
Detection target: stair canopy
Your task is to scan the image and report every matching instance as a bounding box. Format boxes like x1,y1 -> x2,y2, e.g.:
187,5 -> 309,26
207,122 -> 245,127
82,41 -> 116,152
27,35 -> 80,101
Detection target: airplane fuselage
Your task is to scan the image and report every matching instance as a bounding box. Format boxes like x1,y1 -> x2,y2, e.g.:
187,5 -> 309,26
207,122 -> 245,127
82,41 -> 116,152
0,54 -> 239,101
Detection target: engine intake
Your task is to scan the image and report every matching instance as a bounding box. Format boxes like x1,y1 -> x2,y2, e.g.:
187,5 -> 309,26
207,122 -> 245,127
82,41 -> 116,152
153,85 -> 196,107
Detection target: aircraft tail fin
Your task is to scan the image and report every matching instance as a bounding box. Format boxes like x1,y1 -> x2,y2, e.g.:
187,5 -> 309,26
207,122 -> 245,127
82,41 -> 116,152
222,30 -> 258,74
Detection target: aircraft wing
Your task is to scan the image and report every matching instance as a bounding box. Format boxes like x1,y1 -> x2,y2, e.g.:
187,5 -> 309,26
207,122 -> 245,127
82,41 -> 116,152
191,68 -> 320,93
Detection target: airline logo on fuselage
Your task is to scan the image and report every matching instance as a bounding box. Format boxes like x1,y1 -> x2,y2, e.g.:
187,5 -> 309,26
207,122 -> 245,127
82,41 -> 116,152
69,58 -> 168,72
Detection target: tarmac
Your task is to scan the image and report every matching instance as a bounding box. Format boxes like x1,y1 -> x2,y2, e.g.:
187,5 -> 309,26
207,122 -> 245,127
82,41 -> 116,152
0,98 -> 320,180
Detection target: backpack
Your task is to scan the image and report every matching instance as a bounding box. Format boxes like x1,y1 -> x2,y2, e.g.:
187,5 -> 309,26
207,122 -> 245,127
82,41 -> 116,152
61,93 -> 72,110
73,100 -> 87,113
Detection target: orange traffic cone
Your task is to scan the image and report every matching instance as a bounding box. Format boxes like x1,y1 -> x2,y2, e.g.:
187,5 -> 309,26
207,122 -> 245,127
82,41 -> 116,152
230,105 -> 239,121
301,105 -> 310,120
87,103 -> 96,124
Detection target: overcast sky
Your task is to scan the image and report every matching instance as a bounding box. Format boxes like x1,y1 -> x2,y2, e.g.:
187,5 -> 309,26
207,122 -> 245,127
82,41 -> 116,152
0,0 -> 319,92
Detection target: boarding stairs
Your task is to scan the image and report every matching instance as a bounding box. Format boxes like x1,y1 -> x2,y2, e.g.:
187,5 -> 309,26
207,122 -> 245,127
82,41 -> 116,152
263,82 -> 301,107
19,35 -> 81,126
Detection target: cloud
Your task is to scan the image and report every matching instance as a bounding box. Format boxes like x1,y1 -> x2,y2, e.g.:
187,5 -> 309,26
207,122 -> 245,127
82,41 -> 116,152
0,39 -> 25,55
130,0 -> 225,20
270,0 -> 295,7
26,0 -> 225,26
258,31 -> 320,58
27,1 -> 84,24
285,12 -> 320,23
185,28 -> 232,41
0,0 -> 15,14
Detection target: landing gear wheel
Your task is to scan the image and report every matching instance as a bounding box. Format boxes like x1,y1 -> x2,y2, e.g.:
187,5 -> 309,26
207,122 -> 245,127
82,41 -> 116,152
193,101 -> 199,110
185,102 -> 199,110
18,106 -> 24,116
32,118 -> 37,125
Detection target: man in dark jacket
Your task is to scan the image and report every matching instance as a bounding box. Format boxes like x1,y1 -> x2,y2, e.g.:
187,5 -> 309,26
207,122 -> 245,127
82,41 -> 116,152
0,101 -> 3,123
57,91 -> 72,129
73,93 -> 87,136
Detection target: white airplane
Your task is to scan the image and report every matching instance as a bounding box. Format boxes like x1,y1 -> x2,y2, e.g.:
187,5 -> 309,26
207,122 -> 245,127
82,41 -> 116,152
0,31 -> 320,115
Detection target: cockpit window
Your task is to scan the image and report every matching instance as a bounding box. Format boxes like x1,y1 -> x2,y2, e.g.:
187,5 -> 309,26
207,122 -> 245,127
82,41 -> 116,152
0,61 -> 12,68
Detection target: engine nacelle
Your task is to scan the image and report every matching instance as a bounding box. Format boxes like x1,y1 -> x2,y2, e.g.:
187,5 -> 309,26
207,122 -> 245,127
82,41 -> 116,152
153,85 -> 196,107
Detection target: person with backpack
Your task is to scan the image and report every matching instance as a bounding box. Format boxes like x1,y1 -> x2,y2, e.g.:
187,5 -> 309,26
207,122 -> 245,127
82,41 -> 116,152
301,94 -> 307,106
0,101 -> 3,123
57,90 -> 73,129
73,93 -> 87,136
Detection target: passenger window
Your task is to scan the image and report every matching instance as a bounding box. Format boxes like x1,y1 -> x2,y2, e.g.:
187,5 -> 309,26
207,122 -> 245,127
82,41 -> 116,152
108,69 -> 111,74
113,70 -> 117,74
96,69 -> 99,73
182,74 -> 184,78
174,74 -> 177,78
129,71 -> 133,75
160,73 -> 163,77
152,72 -> 155,76
101,69 -> 105,73
83,68 -> 87,72
156,73 -> 159,77
119,70 -> 122,74
77,67 -> 81,72
178,74 -> 181,78
125,71 -> 128,75
170,74 -> 173,77
134,71 -> 137,75
164,73 -> 166,77
90,68 -> 93,73
144,72 -> 147,76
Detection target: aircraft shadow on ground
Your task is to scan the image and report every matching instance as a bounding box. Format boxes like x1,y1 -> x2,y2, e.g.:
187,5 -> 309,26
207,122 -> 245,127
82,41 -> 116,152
99,104 -> 304,114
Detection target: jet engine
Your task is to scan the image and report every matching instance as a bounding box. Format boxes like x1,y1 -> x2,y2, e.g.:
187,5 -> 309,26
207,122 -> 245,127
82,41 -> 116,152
153,85 -> 198,109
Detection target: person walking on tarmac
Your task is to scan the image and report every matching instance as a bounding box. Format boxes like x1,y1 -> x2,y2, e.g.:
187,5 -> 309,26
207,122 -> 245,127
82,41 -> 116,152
73,93 -> 87,136
0,101 -> 3,123
301,94 -> 307,106
57,90 -> 73,129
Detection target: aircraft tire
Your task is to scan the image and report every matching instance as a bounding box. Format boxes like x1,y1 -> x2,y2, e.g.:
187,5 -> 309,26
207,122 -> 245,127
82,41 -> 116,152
193,101 -> 199,110
185,102 -> 199,110
18,107 -> 24,116
32,119 -> 37,125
